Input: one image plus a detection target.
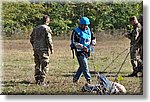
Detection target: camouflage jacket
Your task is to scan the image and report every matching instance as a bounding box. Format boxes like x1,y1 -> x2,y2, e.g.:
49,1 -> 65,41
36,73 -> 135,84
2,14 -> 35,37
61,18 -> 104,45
30,24 -> 53,51
127,23 -> 142,45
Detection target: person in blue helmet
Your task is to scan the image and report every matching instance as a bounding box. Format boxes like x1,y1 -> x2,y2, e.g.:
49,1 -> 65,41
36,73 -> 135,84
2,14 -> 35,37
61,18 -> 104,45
70,17 -> 96,84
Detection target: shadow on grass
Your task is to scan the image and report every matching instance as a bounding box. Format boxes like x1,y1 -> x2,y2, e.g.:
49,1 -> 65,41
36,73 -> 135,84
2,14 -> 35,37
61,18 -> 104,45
62,71 -> 129,77
2,80 -> 34,87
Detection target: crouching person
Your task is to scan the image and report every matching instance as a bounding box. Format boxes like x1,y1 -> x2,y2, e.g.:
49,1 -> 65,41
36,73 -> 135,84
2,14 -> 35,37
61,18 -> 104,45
30,15 -> 54,86
70,17 -> 96,84
81,74 -> 127,95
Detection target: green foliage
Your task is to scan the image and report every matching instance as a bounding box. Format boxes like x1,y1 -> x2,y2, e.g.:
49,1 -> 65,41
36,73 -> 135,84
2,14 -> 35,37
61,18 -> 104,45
2,1 -> 143,38
117,74 -> 123,82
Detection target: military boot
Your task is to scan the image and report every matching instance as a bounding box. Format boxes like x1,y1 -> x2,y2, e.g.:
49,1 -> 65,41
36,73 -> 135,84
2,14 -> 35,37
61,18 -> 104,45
35,75 -> 41,85
38,76 -> 49,87
127,70 -> 137,77
73,78 -> 78,83
87,79 -> 91,84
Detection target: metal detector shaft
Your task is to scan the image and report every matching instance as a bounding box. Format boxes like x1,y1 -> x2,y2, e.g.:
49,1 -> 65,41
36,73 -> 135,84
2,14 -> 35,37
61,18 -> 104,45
103,47 -> 129,72
114,52 -> 130,82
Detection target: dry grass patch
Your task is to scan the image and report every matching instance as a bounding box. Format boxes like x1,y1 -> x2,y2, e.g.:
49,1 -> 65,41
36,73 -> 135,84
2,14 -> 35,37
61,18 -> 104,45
1,37 -> 143,95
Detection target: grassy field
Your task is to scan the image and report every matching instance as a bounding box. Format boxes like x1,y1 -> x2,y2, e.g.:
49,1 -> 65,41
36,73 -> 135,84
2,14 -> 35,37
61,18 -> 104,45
1,36 -> 143,95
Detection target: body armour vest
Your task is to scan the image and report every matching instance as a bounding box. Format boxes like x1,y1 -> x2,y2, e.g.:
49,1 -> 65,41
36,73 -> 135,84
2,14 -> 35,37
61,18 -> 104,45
74,27 -> 91,51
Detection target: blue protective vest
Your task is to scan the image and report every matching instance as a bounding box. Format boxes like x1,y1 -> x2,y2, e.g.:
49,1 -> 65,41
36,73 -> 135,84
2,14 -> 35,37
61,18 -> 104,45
74,27 -> 91,50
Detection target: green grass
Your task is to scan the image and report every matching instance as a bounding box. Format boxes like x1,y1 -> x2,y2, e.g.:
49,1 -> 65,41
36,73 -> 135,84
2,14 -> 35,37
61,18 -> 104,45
1,36 -> 143,95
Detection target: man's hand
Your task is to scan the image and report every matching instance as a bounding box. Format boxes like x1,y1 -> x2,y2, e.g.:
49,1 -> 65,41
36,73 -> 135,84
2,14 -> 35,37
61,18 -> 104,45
92,39 -> 96,46
50,49 -> 54,54
83,46 -> 88,53
123,33 -> 129,38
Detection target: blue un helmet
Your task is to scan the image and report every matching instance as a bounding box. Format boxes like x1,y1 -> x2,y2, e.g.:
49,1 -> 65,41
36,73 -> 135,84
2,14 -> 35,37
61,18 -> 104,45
79,17 -> 90,25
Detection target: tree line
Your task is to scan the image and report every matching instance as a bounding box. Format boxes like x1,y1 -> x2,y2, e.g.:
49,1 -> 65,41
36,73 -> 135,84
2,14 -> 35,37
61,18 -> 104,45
2,1 -> 143,39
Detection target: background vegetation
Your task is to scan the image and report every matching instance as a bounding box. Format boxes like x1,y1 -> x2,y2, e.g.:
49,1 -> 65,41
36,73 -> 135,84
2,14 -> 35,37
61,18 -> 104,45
2,0 -> 143,39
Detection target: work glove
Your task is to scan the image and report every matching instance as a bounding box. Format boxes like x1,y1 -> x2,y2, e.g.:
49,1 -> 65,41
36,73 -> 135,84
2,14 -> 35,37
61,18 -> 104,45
92,39 -> 96,46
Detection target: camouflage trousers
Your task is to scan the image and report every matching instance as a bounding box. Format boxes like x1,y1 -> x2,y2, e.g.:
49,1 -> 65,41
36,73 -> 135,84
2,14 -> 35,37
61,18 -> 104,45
33,49 -> 49,83
130,44 -> 142,71
138,45 -> 143,62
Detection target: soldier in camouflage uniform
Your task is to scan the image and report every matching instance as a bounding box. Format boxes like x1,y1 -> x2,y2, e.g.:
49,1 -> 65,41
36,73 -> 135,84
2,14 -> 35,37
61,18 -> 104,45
30,15 -> 54,85
137,15 -> 143,62
136,15 -> 143,77
124,16 -> 142,77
